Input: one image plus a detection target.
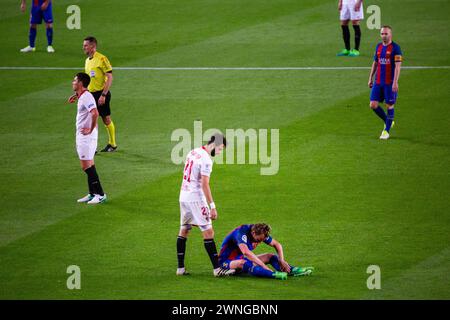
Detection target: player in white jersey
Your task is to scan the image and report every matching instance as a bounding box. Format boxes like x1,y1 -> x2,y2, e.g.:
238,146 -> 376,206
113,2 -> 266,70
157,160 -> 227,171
176,133 -> 233,277
70,73 -> 107,204
337,0 -> 364,57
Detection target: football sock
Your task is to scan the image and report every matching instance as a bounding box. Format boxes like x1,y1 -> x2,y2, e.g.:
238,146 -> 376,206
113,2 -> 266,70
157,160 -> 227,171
105,121 -> 116,147
341,25 -> 350,50
373,106 -> 387,122
353,25 -> 361,50
29,27 -> 37,47
203,238 -> 220,269
269,255 -> 282,271
46,27 -> 53,46
177,236 -> 187,268
242,260 -> 274,278
85,170 -> 94,196
386,108 -> 395,132
85,165 -> 104,196
269,255 -> 294,272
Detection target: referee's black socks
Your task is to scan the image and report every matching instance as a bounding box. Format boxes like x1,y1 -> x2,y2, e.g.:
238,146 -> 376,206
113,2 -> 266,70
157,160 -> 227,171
204,238 -> 220,269
85,165 -> 104,196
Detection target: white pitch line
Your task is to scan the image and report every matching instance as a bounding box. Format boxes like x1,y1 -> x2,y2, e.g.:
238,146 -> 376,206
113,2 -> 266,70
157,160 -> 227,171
0,66 -> 449,70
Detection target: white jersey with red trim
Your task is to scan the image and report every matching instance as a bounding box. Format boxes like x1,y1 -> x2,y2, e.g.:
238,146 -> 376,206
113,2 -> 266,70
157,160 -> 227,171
179,147 -> 213,202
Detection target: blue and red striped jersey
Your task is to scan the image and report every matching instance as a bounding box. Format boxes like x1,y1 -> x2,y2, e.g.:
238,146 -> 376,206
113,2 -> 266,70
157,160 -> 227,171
33,0 -> 51,7
219,224 -> 273,261
373,41 -> 403,85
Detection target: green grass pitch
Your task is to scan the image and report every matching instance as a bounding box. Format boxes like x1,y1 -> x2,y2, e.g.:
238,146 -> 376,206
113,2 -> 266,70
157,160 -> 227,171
0,0 -> 449,299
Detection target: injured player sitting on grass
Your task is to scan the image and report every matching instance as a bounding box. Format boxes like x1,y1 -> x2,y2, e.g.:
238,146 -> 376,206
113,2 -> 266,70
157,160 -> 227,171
218,223 -> 314,280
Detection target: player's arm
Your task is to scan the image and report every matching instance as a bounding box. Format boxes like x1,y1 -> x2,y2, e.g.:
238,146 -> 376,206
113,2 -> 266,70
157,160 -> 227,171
238,243 -> 272,271
266,238 -> 291,273
201,175 -> 217,220
368,60 -> 378,88
68,94 -> 78,103
81,108 -> 99,135
20,0 -> 26,12
103,72 -> 113,95
338,0 -> 342,11
98,72 -> 113,106
392,61 -> 402,92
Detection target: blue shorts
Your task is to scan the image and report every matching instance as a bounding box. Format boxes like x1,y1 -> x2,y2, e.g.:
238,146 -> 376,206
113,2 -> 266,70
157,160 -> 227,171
30,4 -> 53,24
370,84 -> 398,105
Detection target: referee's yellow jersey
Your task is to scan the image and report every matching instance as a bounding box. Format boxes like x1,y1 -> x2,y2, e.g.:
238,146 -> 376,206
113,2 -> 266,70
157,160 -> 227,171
85,51 -> 113,92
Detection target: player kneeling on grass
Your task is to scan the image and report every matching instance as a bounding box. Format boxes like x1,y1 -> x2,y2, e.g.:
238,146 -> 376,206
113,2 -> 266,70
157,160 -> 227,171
70,73 -> 107,204
219,223 -> 314,280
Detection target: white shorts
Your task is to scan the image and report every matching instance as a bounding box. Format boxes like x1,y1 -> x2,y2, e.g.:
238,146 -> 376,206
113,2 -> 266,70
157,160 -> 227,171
179,201 -> 212,232
340,1 -> 364,21
76,134 -> 97,160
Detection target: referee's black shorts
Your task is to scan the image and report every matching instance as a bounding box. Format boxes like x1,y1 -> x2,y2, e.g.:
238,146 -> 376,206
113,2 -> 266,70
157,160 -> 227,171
91,90 -> 112,117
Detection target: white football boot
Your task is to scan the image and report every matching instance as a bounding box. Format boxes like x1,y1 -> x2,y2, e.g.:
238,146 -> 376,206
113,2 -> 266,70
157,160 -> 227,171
20,46 -> 35,53
379,130 -> 390,140
213,267 -> 236,277
47,45 -> 55,53
77,194 -> 94,203
87,194 -> 107,204
176,268 -> 190,276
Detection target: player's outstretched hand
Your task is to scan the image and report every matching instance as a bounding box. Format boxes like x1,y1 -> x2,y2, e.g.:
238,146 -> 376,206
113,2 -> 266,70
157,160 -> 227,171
68,94 -> 77,104
210,208 -> 218,220
368,80 -> 373,89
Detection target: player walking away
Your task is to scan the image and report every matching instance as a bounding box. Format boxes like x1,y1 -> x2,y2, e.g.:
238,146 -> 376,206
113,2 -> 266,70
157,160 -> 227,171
368,26 -> 402,140
218,223 -> 314,280
177,134 -> 233,277
20,0 -> 55,53
70,73 -> 107,204
337,0 -> 363,57
80,36 -> 117,152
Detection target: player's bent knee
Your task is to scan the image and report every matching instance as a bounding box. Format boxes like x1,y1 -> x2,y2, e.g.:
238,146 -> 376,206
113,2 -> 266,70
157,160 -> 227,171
352,20 -> 360,25
230,259 -> 247,270
370,101 -> 378,109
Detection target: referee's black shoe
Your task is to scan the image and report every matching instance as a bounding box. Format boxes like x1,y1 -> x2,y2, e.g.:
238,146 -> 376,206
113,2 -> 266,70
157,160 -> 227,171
100,144 -> 117,152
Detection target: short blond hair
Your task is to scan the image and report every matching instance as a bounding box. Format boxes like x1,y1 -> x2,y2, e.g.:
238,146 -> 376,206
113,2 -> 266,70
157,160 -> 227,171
251,223 -> 271,237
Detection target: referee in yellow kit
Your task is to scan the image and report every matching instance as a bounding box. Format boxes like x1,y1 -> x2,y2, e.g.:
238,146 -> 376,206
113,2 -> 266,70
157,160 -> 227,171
82,36 -> 117,152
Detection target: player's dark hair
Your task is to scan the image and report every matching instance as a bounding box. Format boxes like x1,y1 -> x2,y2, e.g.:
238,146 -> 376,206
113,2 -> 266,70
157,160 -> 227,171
251,223 -> 271,237
84,36 -> 97,45
381,25 -> 392,31
207,133 -> 227,147
76,72 -> 91,88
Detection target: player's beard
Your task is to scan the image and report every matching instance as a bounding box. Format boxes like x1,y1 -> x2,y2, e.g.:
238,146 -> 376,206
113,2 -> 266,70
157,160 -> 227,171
211,148 -> 216,157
